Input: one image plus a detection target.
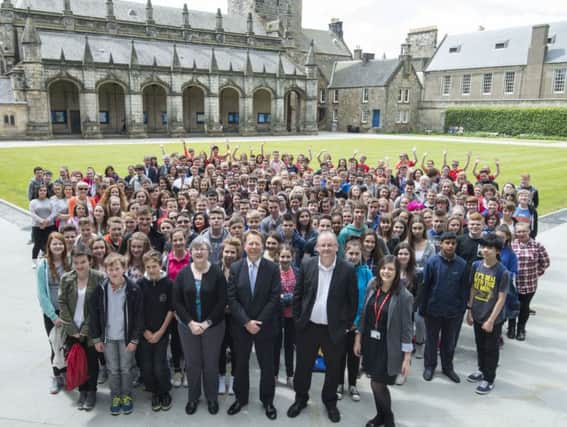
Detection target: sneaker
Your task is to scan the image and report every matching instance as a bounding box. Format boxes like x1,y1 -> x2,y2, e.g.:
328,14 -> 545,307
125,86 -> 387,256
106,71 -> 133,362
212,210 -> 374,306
110,396 -> 121,416
27,239 -> 33,245
336,384 -> 344,400
49,376 -> 61,394
171,371 -> 183,388
182,374 -> 188,388
218,375 -> 226,394
467,371 -> 484,383
475,380 -> 494,395
160,392 -> 172,411
32,260 -> 38,269
122,395 -> 134,414
228,376 -> 234,395
395,374 -> 407,386
97,367 -> 108,384
77,391 -> 87,410
414,343 -> 424,359
84,391 -> 96,411
151,393 -> 161,412
132,375 -> 142,388
349,386 -> 361,401
287,376 -> 294,388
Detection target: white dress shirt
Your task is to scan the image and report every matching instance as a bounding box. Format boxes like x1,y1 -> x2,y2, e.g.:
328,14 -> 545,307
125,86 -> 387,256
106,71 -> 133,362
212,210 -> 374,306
310,257 -> 337,325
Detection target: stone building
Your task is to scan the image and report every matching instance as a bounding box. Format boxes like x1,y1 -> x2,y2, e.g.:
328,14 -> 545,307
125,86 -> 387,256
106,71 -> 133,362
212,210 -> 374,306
420,22 -> 567,130
0,0 -> 353,139
327,45 -> 422,133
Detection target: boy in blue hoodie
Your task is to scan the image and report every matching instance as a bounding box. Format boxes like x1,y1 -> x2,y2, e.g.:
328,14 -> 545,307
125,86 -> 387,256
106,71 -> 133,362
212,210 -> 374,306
337,202 -> 368,258
337,238 -> 373,402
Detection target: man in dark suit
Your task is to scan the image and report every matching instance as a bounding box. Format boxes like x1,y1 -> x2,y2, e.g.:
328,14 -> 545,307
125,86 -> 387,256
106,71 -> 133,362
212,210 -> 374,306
227,230 -> 281,420
287,231 -> 358,423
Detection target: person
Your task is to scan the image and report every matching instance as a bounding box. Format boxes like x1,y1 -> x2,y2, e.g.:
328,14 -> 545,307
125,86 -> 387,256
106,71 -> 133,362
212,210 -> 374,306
337,202 -> 368,257
30,184 -> 57,268
202,208 -> 230,264
338,239 -> 373,402
138,250 -> 174,412
465,234 -> 509,395
226,230 -> 281,420
354,256 -> 413,427
36,232 -> 70,394
89,253 -> 144,416
510,223 -> 550,341
287,231 -> 358,423
494,225 -> 519,341
174,236 -> 227,416
274,244 -> 298,387
58,245 -> 105,410
420,231 -> 468,383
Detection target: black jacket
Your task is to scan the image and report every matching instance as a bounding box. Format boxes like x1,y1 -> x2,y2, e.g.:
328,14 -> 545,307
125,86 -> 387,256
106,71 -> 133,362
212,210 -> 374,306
293,257 -> 358,344
138,274 -> 173,332
88,275 -> 144,345
227,257 -> 281,337
173,263 -> 227,327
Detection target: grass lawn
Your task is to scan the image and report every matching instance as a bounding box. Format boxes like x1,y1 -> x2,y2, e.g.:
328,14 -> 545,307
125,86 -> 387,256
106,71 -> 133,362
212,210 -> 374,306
1,138 -> 565,215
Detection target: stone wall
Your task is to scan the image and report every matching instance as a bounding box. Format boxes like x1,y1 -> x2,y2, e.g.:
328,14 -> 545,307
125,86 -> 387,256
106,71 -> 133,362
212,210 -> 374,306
0,103 -> 27,138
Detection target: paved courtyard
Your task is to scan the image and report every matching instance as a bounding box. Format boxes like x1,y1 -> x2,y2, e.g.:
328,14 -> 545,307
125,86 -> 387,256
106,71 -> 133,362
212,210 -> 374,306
0,212 -> 566,426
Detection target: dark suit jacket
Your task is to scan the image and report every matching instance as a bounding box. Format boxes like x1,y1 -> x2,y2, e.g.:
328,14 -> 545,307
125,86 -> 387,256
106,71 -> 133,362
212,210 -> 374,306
293,256 -> 358,344
227,257 -> 281,337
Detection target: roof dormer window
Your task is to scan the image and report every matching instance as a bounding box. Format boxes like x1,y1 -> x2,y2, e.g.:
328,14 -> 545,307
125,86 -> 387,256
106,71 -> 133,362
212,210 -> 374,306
449,45 -> 461,53
547,35 -> 556,44
494,41 -> 509,49
128,9 -> 137,16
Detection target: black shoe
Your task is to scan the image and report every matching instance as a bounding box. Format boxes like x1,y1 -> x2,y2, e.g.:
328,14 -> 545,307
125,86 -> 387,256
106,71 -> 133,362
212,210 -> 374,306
366,414 -> 385,427
507,328 -> 516,339
77,391 -> 87,410
227,400 -> 246,415
208,400 -> 219,415
529,309 -> 536,316
516,330 -> 526,341
442,369 -> 461,383
423,368 -> 434,381
185,400 -> 198,415
264,403 -> 277,420
327,406 -> 341,423
84,391 -> 96,412
160,393 -> 172,411
152,394 -> 161,412
287,401 -> 307,418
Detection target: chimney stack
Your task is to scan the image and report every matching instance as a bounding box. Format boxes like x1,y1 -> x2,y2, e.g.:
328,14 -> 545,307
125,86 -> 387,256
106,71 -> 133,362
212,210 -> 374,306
329,18 -> 343,41
353,46 -> 362,61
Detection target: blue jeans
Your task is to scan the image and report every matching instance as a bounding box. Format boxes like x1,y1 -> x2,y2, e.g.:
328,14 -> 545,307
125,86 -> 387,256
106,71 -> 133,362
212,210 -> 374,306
104,340 -> 135,398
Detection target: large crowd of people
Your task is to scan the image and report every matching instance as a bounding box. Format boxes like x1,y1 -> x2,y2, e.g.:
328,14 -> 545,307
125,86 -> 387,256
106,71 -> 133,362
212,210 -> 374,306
29,142 -> 550,426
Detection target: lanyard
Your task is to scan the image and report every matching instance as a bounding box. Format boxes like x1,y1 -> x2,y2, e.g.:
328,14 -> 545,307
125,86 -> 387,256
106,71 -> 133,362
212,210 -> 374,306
373,289 -> 391,328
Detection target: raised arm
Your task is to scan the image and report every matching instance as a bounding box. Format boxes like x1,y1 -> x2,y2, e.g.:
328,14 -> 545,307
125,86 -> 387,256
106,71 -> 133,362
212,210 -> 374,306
421,152 -> 429,171
411,147 -> 418,163
493,159 -> 501,179
442,149 -> 448,168
462,151 -> 472,171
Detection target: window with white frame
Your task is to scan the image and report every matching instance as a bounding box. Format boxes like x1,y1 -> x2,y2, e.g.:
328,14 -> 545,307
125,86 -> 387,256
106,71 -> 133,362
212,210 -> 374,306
361,110 -> 369,123
319,89 -> 326,104
504,71 -> 515,94
553,68 -> 566,93
332,109 -> 338,122
483,73 -> 493,94
333,89 -> 339,103
403,88 -> 410,103
461,74 -> 471,95
362,87 -> 369,103
442,75 -> 452,96
396,110 -> 409,124
398,88 -> 410,103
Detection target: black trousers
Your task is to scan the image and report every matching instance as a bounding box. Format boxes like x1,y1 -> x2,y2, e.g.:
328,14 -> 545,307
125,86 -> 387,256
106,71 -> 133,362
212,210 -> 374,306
67,337 -> 99,392
424,315 -> 461,371
168,321 -> 183,371
140,335 -> 171,394
518,292 -> 536,331
294,322 -> 343,408
232,326 -> 275,405
219,314 -> 236,376
43,313 -> 65,376
32,226 -> 56,259
274,316 -> 296,378
339,329 -> 359,387
473,322 -> 502,384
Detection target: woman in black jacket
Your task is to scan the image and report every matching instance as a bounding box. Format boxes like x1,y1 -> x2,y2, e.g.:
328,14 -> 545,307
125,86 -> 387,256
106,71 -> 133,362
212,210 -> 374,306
173,236 -> 227,416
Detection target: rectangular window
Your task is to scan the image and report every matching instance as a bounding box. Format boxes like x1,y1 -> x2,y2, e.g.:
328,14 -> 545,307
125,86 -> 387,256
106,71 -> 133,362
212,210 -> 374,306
3,115 -> 8,124
257,113 -> 271,124
99,111 -> 109,124
332,109 -> 338,122
228,112 -> 240,124
362,87 -> 369,103
143,112 -> 148,124
504,71 -> 515,94
398,88 -> 409,103
461,74 -> 471,95
494,41 -> 509,49
161,112 -> 168,125
442,75 -> 452,96
483,73 -> 493,94
51,111 -> 67,124
553,68 -> 566,93
9,115 -> 14,126
449,45 -> 461,53
319,89 -> 326,104
196,112 -> 205,124
361,110 -> 369,123
333,89 -> 339,103
396,110 -> 409,124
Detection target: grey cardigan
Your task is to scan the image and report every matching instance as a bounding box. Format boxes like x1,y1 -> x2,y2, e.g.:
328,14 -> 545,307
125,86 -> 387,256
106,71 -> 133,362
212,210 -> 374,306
358,286 -> 414,376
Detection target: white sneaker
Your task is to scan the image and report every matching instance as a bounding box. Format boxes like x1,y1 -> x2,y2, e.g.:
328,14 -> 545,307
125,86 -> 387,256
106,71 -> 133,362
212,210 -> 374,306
49,376 -> 61,394
415,344 -> 424,359
171,371 -> 183,388
336,384 -> 344,400
218,375 -> 226,394
228,376 -> 234,395
349,385 -> 361,401
32,260 -> 38,269
395,374 -> 407,386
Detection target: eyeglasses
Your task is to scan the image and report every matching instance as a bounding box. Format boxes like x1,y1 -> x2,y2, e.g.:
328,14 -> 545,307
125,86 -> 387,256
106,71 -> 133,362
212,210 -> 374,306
78,187 -> 88,191
192,247 -> 208,253
176,220 -> 190,224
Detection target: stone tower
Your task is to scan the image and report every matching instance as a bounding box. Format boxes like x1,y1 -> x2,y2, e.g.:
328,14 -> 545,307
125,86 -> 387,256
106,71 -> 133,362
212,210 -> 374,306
228,0 -> 302,35
406,26 -> 438,72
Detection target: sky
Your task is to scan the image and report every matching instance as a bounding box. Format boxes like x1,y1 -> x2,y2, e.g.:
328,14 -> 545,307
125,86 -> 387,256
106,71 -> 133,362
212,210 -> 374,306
142,0 -> 566,58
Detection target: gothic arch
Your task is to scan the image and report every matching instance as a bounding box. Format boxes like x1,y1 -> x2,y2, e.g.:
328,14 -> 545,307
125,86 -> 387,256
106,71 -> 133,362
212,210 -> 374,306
95,77 -> 128,93
45,74 -> 84,92
181,80 -> 210,96
140,79 -> 171,95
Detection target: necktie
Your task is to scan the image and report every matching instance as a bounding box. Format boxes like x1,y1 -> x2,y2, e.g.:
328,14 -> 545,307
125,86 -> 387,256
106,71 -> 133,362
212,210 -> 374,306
249,262 -> 257,295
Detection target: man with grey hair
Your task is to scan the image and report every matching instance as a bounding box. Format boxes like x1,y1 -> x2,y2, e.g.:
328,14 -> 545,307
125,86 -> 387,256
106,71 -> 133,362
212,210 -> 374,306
287,231 -> 358,423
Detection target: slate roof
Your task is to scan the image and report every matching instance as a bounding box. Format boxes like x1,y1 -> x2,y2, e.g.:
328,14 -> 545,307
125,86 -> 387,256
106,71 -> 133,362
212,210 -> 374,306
0,77 -> 18,104
38,31 -> 302,75
328,58 -> 400,89
300,28 -> 351,57
14,0 -> 267,35
427,21 -> 567,72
